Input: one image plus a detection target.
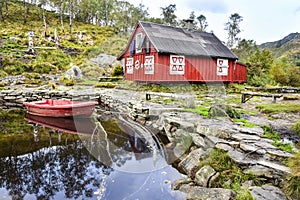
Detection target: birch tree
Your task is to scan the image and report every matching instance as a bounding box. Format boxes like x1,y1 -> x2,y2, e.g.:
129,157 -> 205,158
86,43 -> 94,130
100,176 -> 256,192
225,13 -> 243,48
197,14 -> 208,32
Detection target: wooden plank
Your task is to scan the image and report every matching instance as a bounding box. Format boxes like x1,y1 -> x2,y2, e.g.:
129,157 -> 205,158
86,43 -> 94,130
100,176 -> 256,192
241,92 -> 283,103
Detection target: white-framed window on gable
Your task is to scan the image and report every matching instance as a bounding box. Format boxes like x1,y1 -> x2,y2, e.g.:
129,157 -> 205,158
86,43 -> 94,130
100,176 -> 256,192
135,32 -> 145,53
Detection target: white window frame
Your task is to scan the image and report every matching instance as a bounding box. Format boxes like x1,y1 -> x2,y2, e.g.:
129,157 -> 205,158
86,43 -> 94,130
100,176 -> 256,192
135,33 -> 143,53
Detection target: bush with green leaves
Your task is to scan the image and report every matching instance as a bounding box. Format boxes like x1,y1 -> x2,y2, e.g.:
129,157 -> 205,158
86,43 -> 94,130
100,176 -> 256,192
111,64 -> 123,77
3,60 -> 28,75
0,70 -> 7,78
31,62 -> 58,74
34,50 -> 71,71
80,62 -> 105,78
59,75 -> 75,86
246,48 -> 274,87
284,151 -> 300,199
270,57 -> 300,87
292,120 -> 300,136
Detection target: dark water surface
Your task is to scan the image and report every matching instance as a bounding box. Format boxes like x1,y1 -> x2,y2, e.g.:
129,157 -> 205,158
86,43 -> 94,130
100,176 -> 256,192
0,110 -> 185,200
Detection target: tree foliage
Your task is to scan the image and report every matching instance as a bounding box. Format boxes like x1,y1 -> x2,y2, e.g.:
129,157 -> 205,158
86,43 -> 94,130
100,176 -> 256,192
160,4 -> 177,26
246,48 -> 274,86
225,13 -> 243,48
197,14 -> 208,32
270,57 -> 300,87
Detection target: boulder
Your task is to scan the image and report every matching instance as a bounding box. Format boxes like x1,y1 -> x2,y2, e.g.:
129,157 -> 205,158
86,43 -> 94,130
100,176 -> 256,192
189,133 -> 207,148
171,178 -> 194,190
65,64 -> 82,80
90,53 -> 119,67
195,165 -> 217,187
172,129 -> 193,159
178,148 -> 209,178
249,185 -> 287,200
208,103 -> 240,119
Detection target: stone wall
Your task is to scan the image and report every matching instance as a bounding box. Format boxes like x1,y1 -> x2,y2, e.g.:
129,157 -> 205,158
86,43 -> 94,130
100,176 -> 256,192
0,88 -> 101,109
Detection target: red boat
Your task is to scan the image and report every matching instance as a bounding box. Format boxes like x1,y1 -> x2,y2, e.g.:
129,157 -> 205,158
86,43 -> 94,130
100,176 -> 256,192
23,99 -> 98,117
24,113 -> 97,135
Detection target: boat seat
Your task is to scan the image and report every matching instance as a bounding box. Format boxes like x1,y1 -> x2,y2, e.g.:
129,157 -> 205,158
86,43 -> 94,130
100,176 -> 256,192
46,99 -> 54,105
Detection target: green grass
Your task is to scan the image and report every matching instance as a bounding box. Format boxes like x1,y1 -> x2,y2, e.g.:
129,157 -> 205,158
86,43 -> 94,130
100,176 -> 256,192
199,149 -> 262,200
96,82 -> 117,88
78,79 -> 99,86
261,125 -> 294,153
272,140 -> 294,153
284,151 -> 300,199
0,1 -> 124,79
292,120 -> 300,136
232,118 -> 256,127
256,104 -> 300,114
186,105 -> 210,117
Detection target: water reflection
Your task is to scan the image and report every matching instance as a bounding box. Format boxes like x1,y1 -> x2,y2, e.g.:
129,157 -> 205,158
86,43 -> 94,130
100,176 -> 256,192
0,110 -> 185,199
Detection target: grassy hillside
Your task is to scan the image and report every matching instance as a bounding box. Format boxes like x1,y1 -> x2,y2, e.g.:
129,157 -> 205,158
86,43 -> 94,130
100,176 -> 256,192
259,33 -> 300,65
0,1 -> 128,80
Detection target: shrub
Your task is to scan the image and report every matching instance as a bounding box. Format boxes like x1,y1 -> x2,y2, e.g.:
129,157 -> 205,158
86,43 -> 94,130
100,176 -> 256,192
60,75 -> 75,86
284,151 -> 300,199
292,120 -> 300,136
96,82 -> 117,88
110,64 -> 123,77
3,60 -> 28,75
80,62 -> 105,78
0,70 -> 7,78
32,62 -> 58,74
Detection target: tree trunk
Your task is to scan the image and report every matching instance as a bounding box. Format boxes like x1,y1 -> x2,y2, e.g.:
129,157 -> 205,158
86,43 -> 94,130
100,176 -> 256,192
42,7 -> 47,38
23,0 -> 27,24
69,0 -> 73,34
60,0 -> 64,33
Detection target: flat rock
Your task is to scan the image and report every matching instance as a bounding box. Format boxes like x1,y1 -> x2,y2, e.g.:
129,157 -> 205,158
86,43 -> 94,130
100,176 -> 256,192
255,141 -> 277,149
190,134 -> 208,149
239,127 -> 264,136
171,178 -> 194,190
240,142 -> 266,154
215,143 -> 233,151
244,165 -> 276,178
206,135 -> 228,146
181,186 -> 236,200
228,150 -> 257,165
266,148 -> 294,158
249,185 -> 287,200
179,148 -> 209,177
164,116 -> 195,132
231,133 -> 261,141
257,160 -> 291,174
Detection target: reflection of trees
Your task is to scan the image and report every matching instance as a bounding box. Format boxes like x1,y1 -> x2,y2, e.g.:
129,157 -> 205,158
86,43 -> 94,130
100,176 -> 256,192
0,109 -> 157,199
0,136 -> 111,200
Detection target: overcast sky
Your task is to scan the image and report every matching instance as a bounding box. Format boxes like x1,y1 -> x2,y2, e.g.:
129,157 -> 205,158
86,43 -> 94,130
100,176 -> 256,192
127,0 -> 300,45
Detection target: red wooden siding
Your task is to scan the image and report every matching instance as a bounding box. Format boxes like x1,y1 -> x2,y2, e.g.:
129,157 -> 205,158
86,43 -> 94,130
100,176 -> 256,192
123,53 -> 247,83
121,23 -> 247,83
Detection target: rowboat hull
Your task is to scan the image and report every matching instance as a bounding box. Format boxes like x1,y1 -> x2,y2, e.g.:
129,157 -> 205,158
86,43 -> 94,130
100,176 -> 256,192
23,99 -> 98,117
25,113 -> 97,135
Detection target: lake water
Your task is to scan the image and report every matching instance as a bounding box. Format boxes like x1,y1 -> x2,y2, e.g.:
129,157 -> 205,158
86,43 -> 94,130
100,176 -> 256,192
0,110 -> 186,200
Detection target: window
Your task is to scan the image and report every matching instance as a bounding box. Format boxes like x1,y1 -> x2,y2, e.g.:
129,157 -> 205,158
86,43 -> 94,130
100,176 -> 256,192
135,33 -> 145,53
170,55 -> 185,75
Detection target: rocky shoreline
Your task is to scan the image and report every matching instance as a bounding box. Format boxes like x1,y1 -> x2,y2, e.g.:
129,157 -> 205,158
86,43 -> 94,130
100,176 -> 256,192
97,88 -> 299,200
0,85 -> 299,200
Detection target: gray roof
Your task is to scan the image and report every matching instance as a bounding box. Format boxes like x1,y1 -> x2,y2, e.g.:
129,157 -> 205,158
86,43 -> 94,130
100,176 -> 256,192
139,21 -> 238,59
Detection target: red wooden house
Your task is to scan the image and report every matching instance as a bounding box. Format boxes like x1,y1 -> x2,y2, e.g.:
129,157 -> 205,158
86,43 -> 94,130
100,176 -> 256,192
117,21 -> 247,83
